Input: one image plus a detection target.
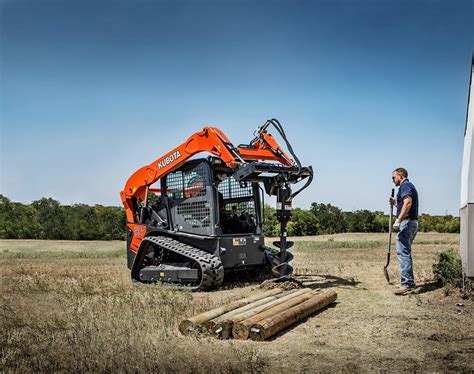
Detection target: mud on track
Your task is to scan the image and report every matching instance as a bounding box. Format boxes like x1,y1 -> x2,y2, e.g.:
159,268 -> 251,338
1,233 -> 472,372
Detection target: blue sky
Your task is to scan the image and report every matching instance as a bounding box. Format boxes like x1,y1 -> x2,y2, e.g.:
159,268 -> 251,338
1,0 -> 472,215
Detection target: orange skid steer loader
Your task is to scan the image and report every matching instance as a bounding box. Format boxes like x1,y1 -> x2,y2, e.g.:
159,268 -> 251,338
120,119 -> 313,290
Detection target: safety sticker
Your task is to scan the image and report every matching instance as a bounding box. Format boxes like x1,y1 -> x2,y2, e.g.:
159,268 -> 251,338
233,238 -> 247,246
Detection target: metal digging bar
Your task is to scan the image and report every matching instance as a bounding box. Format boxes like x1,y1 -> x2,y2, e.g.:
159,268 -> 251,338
383,188 -> 395,284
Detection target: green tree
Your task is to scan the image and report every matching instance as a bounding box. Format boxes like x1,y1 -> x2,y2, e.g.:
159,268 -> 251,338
95,205 -> 127,240
418,214 -> 460,233
344,210 -> 379,232
374,211 -> 390,232
287,208 -> 320,236
0,196 -> 42,239
263,204 -> 279,237
32,197 -> 67,239
63,204 -> 99,240
446,216 -> 460,233
309,203 -> 346,234
0,195 -> 13,238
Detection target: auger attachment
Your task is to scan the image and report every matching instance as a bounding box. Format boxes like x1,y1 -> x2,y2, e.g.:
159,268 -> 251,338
271,184 -> 294,279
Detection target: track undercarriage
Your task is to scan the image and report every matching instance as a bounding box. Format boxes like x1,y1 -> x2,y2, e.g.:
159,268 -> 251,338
133,236 -> 225,290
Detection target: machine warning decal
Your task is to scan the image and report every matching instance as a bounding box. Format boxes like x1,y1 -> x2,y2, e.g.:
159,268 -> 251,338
158,150 -> 181,169
233,238 -> 247,246
133,225 -> 146,236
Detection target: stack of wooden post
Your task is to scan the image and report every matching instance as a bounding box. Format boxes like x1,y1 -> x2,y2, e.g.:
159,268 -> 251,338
179,287 -> 337,341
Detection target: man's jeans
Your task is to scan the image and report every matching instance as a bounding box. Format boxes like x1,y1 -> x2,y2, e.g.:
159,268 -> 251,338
396,219 -> 418,287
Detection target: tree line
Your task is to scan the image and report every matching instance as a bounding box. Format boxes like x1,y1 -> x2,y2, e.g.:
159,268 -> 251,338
0,195 -> 126,240
0,195 -> 459,240
263,203 -> 460,237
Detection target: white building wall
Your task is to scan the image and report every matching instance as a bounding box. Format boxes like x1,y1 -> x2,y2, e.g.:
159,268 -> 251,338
460,55 -> 474,277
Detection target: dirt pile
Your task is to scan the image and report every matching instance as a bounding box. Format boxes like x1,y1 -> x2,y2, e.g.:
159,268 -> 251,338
259,278 -> 303,290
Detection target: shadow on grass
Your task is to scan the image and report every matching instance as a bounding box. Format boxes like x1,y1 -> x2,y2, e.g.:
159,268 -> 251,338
295,274 -> 361,289
414,280 -> 442,295
221,272 -> 362,291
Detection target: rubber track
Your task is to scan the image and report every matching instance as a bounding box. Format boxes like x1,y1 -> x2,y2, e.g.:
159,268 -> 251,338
142,236 -> 224,291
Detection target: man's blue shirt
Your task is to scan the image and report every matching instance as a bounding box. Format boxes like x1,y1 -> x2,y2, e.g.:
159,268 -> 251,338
397,179 -> 419,219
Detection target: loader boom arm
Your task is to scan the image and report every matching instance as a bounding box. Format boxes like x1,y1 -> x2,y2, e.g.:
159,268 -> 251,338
120,126 -> 294,223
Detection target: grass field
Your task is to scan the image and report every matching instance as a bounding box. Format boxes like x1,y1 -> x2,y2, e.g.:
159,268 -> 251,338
1,233 -> 473,373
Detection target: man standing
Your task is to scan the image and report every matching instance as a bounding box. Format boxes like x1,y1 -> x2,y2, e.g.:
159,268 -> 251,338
390,167 -> 419,295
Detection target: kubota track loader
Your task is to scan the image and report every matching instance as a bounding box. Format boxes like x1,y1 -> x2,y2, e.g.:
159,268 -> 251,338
120,119 -> 313,290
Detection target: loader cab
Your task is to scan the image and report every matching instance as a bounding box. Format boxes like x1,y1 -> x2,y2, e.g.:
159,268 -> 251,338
159,158 -> 263,237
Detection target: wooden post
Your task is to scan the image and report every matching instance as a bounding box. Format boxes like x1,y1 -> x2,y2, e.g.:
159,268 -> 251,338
203,289 -> 299,333
212,288 -> 313,339
232,289 -> 321,340
249,289 -> 337,341
178,288 -> 283,335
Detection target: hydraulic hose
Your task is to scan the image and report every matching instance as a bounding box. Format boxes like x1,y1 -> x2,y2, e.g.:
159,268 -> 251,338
263,118 -> 314,199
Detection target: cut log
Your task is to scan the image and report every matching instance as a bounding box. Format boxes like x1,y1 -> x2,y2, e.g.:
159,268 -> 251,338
232,289 -> 321,340
212,288 -> 313,339
249,289 -> 337,341
178,288 -> 283,335
203,289 -> 299,333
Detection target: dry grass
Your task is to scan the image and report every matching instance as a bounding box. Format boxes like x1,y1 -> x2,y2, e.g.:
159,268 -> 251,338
1,233 -> 473,373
